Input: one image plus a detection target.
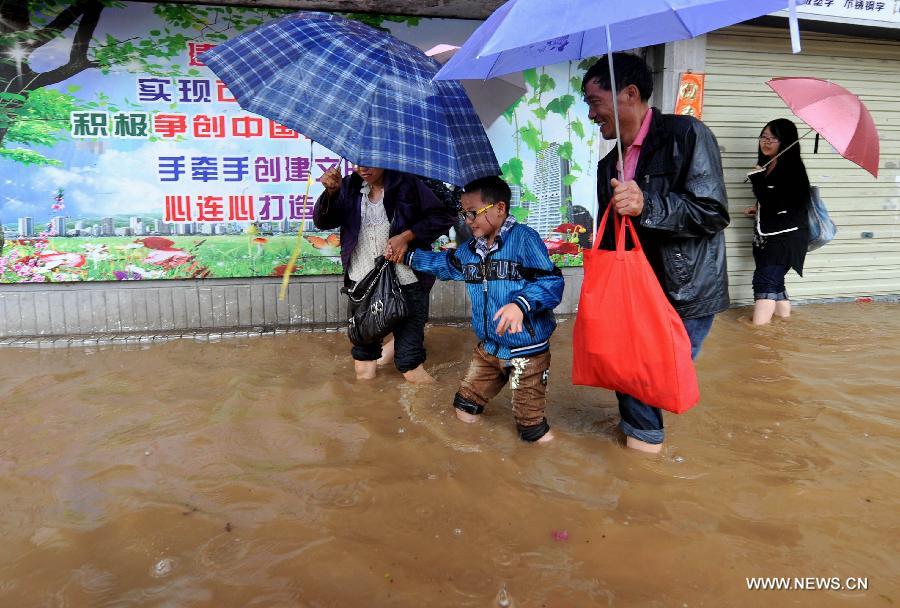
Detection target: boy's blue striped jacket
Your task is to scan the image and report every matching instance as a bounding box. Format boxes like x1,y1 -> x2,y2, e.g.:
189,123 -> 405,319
405,221 -> 564,360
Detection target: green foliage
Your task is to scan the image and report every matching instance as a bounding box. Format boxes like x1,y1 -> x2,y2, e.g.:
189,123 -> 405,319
546,94 -> 575,117
562,174 -> 579,187
570,118 -> 585,139
0,147 -> 61,166
557,141 -> 573,161
2,88 -> 78,160
522,68 -> 539,90
519,123 -> 542,153
537,73 -> 556,94
500,157 -> 524,186
509,206 -> 530,222
501,97 -> 523,124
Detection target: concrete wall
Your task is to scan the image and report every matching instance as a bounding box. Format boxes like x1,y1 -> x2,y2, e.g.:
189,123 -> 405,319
0,268 -> 583,339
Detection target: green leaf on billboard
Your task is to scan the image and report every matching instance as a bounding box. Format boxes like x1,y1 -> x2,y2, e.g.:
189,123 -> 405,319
547,94 -> 575,116
522,68 -> 539,90
520,124 -> 542,152
501,157 -> 524,186
557,141 -> 573,160
501,97 -> 522,123
538,74 -> 556,93
571,118 -> 585,139
521,190 -> 539,203
510,206 -> 530,222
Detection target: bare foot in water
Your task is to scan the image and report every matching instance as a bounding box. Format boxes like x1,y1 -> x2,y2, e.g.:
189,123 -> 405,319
377,337 -> 394,367
536,430 -> 555,443
454,409 -> 479,423
402,364 -> 434,384
626,436 -> 663,454
354,360 -> 377,380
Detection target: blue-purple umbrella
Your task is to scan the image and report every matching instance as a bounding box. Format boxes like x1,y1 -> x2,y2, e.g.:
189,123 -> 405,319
435,0 -> 804,233
435,0 -> 803,81
201,12 -> 500,187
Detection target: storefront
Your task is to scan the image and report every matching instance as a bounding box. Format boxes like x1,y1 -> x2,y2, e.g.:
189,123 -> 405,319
701,6 -> 900,304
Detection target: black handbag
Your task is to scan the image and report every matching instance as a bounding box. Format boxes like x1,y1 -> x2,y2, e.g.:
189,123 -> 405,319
345,256 -> 409,346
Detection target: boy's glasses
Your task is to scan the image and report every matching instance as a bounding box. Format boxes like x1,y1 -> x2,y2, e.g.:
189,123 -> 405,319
758,135 -> 779,143
458,203 -> 494,222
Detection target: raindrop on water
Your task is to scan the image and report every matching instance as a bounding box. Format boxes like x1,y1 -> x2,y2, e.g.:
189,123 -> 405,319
151,558 -> 174,578
497,585 -> 511,607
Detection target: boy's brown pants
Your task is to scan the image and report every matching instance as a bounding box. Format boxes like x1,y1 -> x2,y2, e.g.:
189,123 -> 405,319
455,343 -> 551,441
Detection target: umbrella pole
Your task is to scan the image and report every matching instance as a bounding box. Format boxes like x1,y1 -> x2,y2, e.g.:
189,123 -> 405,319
593,25 -> 627,241
606,26 -> 626,180
757,127 -> 814,171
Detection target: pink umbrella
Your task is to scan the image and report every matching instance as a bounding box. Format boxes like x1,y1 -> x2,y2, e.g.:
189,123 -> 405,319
767,77 -> 880,178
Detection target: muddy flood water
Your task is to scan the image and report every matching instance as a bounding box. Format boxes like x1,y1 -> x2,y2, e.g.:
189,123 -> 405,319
0,302 -> 897,607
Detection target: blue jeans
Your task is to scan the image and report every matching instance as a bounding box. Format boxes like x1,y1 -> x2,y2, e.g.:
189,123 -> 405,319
617,314 -> 715,445
752,264 -> 790,301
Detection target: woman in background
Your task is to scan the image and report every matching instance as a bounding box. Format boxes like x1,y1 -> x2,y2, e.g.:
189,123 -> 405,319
744,118 -> 810,325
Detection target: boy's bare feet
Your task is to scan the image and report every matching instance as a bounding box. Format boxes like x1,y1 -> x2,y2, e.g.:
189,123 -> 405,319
354,360 -> 377,380
402,364 -> 434,384
626,436 -> 663,453
454,409 -> 479,423
376,337 -> 394,367
536,430 -> 555,443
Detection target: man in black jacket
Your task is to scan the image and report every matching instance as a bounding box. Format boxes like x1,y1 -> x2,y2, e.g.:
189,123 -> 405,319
582,53 -> 730,453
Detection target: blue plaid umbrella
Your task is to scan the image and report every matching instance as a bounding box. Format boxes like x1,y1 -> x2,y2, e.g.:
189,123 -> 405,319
201,12 -> 500,186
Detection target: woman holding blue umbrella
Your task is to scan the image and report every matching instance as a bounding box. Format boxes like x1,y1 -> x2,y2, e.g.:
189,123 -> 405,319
315,165 -> 455,383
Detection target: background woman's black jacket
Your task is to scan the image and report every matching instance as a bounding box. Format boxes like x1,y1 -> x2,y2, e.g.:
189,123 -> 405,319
313,170 -> 456,289
596,109 -> 731,319
748,163 -> 810,276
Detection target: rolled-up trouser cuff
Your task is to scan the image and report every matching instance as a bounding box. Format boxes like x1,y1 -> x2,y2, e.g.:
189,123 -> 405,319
619,420 -> 664,445
518,418 -> 550,442
754,291 -> 789,301
453,392 -> 484,416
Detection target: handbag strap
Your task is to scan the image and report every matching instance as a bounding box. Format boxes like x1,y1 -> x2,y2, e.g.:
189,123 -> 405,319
347,259 -> 390,304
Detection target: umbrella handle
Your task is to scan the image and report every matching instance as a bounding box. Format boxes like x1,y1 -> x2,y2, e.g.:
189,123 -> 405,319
744,128 -> 814,182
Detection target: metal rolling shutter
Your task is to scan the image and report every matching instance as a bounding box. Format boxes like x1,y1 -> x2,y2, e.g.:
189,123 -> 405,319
702,26 -> 900,304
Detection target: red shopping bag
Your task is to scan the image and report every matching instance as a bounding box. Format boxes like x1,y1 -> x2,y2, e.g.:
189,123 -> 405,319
572,205 -> 699,413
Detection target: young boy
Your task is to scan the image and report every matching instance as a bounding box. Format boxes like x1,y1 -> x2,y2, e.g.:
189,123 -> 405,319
401,176 -> 564,443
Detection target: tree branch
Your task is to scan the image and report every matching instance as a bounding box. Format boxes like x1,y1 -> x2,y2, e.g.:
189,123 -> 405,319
25,1 -> 91,51
31,59 -> 99,90
30,1 -> 103,90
